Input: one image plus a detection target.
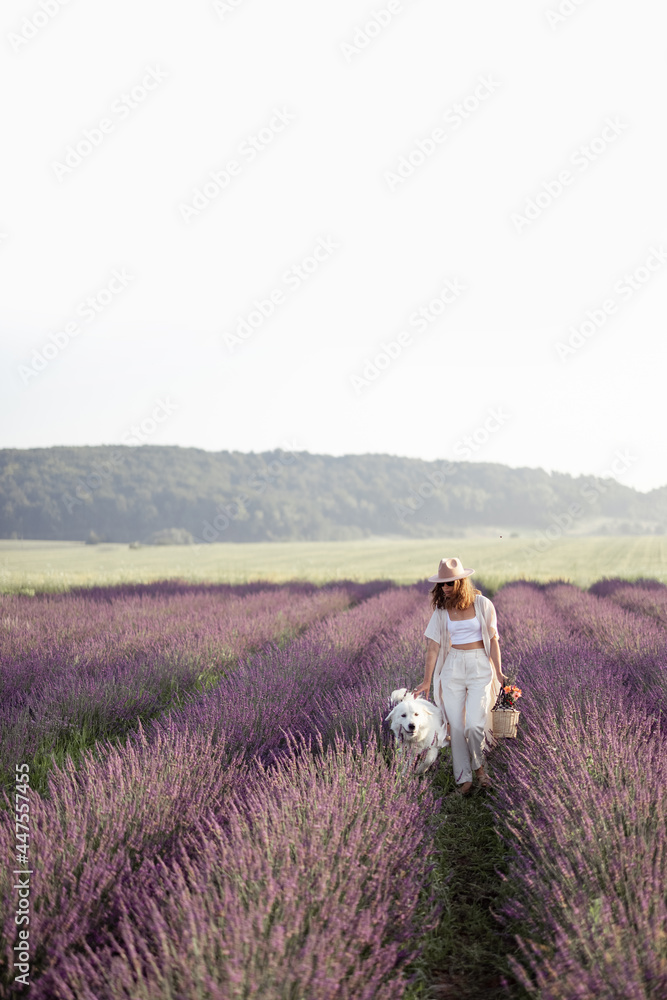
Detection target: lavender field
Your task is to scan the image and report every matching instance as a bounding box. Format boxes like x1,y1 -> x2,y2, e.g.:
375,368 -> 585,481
0,577 -> 665,999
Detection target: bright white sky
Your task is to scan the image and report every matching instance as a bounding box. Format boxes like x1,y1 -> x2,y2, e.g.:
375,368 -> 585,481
1,0 -> 665,491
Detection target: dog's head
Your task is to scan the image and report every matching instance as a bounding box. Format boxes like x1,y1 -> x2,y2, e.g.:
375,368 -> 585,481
384,689 -> 439,743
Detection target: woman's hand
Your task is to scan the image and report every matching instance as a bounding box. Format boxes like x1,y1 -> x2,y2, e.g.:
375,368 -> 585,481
412,680 -> 430,699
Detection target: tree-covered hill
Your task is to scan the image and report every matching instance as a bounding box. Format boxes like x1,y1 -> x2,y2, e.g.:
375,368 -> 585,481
0,445 -> 664,543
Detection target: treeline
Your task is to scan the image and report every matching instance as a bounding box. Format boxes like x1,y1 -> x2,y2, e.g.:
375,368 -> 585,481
0,445 -> 665,543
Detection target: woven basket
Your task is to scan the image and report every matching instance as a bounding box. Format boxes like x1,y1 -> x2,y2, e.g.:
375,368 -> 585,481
492,708 -> 520,738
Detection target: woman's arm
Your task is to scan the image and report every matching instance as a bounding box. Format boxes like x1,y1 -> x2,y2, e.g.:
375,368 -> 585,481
412,639 -> 439,698
489,635 -> 506,684
483,597 -> 506,684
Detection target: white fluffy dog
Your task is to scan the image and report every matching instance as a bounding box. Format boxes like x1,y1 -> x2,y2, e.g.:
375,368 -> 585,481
384,688 -> 450,774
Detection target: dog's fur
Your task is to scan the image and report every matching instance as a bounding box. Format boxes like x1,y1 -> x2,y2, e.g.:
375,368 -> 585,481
384,688 -> 450,774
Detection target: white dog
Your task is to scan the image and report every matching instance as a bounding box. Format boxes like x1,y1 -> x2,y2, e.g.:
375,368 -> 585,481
384,688 -> 450,775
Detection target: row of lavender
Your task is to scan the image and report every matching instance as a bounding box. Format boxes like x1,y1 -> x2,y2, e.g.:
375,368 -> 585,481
0,583 -> 442,1000
491,579 -> 667,999
0,579 -> 392,796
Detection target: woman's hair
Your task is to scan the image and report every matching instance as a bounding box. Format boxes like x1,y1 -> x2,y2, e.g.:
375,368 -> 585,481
430,577 -> 481,612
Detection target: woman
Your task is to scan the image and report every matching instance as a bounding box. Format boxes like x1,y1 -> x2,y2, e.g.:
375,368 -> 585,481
412,556 -> 506,795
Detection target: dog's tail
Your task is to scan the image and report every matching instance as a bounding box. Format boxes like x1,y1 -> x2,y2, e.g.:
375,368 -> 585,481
389,688 -> 408,704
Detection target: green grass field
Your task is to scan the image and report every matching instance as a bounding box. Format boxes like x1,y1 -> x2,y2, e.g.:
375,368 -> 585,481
0,535 -> 664,593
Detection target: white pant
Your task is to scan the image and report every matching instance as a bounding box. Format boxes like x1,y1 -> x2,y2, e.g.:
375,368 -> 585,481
435,647 -> 495,785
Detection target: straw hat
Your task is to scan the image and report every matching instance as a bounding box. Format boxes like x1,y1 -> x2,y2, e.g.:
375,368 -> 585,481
427,556 -> 474,583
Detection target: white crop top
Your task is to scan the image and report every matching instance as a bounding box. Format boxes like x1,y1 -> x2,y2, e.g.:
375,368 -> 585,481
446,610 -> 483,644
